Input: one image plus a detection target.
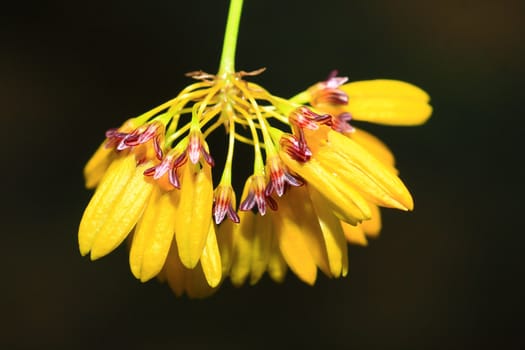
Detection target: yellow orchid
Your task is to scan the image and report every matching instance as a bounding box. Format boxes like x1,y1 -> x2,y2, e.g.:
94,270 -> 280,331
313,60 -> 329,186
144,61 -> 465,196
78,0 -> 432,297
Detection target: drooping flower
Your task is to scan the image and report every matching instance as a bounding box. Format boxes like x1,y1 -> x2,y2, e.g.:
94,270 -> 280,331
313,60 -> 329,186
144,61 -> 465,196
79,0 -> 432,297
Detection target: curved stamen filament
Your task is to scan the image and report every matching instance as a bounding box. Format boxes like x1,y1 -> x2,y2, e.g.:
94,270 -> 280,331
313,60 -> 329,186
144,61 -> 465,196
195,82 -> 224,124
166,121 -> 192,145
230,94 -> 253,112
202,104 -> 226,138
232,78 -> 277,156
233,134 -> 267,148
200,103 -> 223,127
243,109 -> 264,174
219,105 -> 237,184
260,106 -> 289,125
133,95 -> 180,125
166,89 -> 213,135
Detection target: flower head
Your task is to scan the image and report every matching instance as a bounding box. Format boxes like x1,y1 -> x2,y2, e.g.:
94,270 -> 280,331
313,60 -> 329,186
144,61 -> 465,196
79,0 -> 432,298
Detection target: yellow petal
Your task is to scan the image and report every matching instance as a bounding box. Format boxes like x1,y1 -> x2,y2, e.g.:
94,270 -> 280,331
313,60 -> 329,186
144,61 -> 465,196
249,213 -> 273,285
200,224 -> 222,288
83,119 -> 139,189
90,162 -> 154,260
164,240 -> 185,297
217,220 -> 234,276
156,262 -> 167,283
273,214 -> 317,284
174,163 -> 214,268
341,221 -> 368,246
165,237 -> 219,299
184,262 -> 218,299
350,128 -> 396,171
341,79 -> 432,125
267,231 -> 287,283
129,186 -> 179,282
83,142 -> 115,189
319,130 -> 414,211
230,211 -> 255,287
272,186 -> 333,285
280,151 -> 371,225
361,203 -> 382,237
78,155 -> 136,256
308,186 -> 348,278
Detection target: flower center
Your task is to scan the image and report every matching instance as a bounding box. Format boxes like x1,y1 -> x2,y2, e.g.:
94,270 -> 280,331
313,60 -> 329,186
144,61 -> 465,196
102,70 -> 353,222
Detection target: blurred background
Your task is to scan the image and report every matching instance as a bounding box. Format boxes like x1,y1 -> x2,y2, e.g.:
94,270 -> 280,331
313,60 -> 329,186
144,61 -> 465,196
1,0 -> 523,349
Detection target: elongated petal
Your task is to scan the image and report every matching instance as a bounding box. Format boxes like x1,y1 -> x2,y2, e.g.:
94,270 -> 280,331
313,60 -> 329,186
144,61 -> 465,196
280,151 -> 371,225
350,128 -> 396,171
83,142 -> 115,189
249,213 -> 273,285
272,186 -> 333,284
217,220 -> 234,276
230,211 -> 255,287
361,203 -> 382,237
285,186 -> 332,277
129,186 -> 179,282
267,231 -> 287,283
200,224 -> 222,288
184,262 -> 218,299
319,130 -> 414,210
308,186 -> 348,277
163,239 -> 218,298
341,79 -> 432,125
273,213 -> 317,284
174,163 -> 214,268
79,155 -> 136,256
341,221 -> 368,246
164,240 -> 185,297
90,162 -> 154,259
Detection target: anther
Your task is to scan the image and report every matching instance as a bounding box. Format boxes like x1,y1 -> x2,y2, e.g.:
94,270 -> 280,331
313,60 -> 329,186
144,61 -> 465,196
289,106 -> 331,130
213,185 -> 240,224
331,112 -> 355,133
280,134 -> 312,163
309,70 -> 350,106
265,157 -> 304,197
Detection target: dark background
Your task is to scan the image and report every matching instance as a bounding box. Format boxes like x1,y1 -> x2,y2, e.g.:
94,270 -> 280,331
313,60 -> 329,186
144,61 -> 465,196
2,0 -> 523,349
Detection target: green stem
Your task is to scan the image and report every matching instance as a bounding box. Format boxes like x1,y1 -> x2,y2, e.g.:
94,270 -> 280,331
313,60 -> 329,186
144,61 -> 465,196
218,0 -> 244,77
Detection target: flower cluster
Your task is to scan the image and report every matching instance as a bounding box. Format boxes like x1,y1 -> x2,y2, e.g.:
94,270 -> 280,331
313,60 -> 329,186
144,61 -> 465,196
79,67 -> 432,297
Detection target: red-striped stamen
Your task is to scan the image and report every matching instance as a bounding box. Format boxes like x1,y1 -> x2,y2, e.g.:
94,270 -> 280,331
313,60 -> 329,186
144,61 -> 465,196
213,185 -> 240,224
309,70 -> 349,106
265,157 -> 303,197
239,176 -> 277,216
188,132 -> 215,167
143,150 -> 187,189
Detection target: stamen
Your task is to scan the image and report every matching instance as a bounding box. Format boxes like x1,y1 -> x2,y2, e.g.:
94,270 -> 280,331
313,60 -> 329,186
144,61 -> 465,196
143,151 -> 187,189
309,70 -> 350,106
200,146 -> 215,167
188,132 -> 215,166
280,134 -> 312,163
153,136 -> 164,160
331,112 -> 355,133
288,106 -> 331,130
188,133 -> 201,164
265,157 -> 303,197
168,168 -> 181,189
213,185 -> 240,224
324,70 -> 349,89
239,176 -> 274,216
104,122 -> 164,155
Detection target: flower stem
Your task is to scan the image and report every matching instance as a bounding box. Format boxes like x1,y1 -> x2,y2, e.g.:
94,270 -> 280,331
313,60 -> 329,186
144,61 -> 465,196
218,0 -> 244,77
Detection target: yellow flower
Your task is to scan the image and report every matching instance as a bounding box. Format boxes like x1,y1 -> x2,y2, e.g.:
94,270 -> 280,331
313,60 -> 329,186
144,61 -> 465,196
78,0 -> 432,297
